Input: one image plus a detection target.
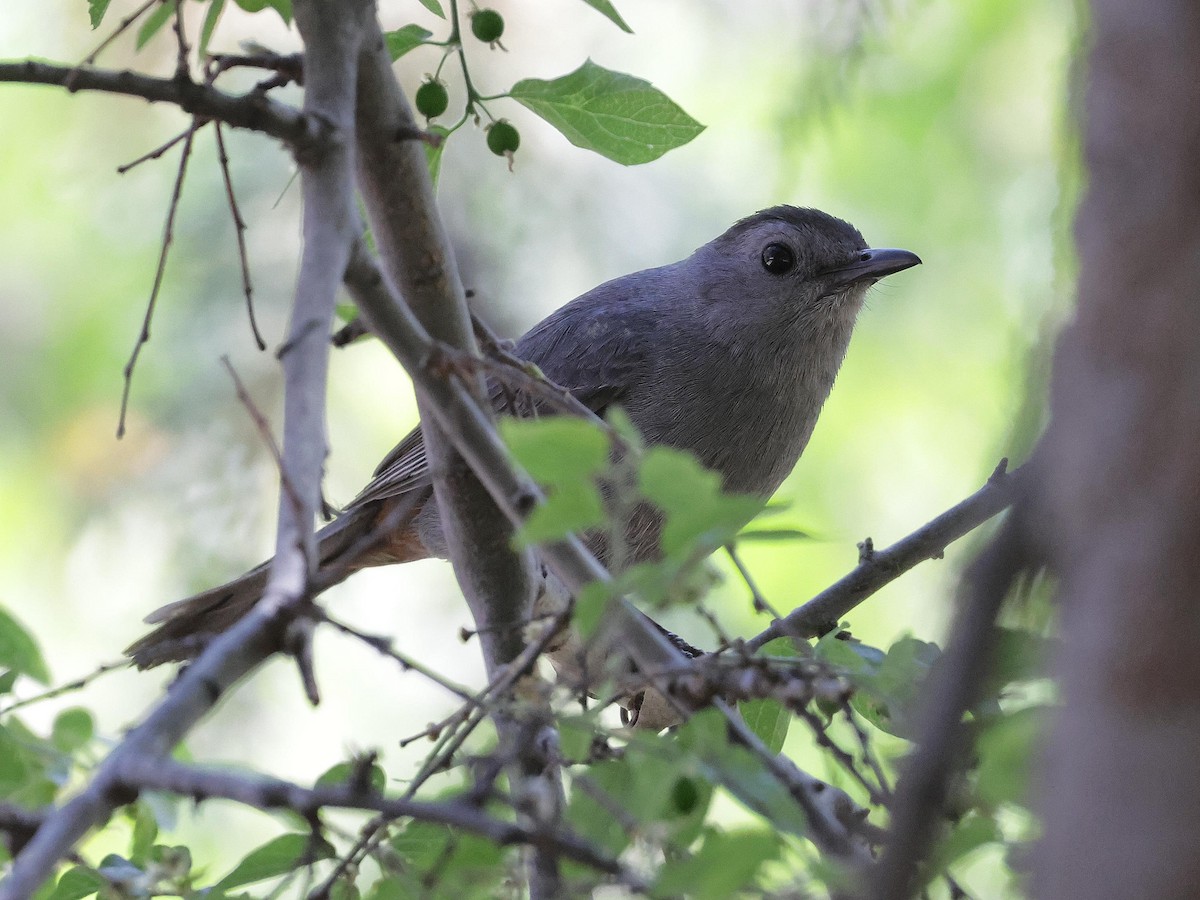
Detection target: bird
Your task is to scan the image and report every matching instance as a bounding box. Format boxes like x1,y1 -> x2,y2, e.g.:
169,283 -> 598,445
126,206 -> 920,668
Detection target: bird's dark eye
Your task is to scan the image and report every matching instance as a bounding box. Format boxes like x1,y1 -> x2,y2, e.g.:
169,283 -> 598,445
761,243 -> 795,275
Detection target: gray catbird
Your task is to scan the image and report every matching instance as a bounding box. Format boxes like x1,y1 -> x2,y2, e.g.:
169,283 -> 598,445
127,206 -> 919,666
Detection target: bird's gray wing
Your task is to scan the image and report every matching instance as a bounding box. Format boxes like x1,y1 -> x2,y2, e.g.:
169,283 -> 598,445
347,283 -> 654,510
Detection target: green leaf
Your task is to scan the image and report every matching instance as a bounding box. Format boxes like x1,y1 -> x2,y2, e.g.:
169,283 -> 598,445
51,708 -> 94,753
501,416 -> 610,483
45,866 -> 104,900
740,639 -> 797,754
0,604 -> 50,684
215,833 -> 335,890
199,0 -> 227,56
573,580 -> 614,640
976,705 -> 1049,810
576,0 -> 632,32
735,527 -> 814,543
510,59 -> 704,165
87,0 -> 112,29
128,802 -> 159,866
390,821 -> 452,868
655,828 -> 780,899
135,1 -> 174,49
231,0 -> 291,24
676,710 -> 809,837
501,417 -> 611,544
315,759 -> 386,793
386,24 -> 433,60
416,0 -> 445,18
425,124 -> 451,188
638,447 -> 761,558
927,813 -> 1000,881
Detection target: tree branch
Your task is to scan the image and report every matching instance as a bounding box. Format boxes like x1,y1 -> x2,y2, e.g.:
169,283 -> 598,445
111,757 -> 628,879
0,4 -> 369,894
747,460 -> 1023,651
0,60 -> 322,149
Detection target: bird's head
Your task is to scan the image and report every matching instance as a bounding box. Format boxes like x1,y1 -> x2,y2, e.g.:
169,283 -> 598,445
695,206 -> 921,334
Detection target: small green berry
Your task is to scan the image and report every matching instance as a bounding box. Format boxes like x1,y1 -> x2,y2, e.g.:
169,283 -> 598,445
415,79 -> 449,119
471,8 -> 505,43
486,120 -> 520,157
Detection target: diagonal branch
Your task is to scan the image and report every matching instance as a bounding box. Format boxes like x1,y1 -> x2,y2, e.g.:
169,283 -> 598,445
747,460 -> 1024,651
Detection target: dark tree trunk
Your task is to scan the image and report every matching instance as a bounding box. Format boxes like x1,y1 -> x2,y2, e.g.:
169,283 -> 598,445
1034,2 -> 1200,897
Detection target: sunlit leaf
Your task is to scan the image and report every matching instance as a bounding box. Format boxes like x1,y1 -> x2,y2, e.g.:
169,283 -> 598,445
655,828 -> 780,899
231,0 -> 291,24
386,24 -> 433,60
135,1 -> 175,49
44,866 -> 104,900
576,0 -> 632,33
425,124 -> 451,187
638,447 -> 760,558
416,0 -> 445,18
215,833 -> 334,890
510,59 -> 704,164
501,417 -> 611,544
0,604 -> 50,684
87,0 -> 112,29
315,759 -> 386,793
198,0 -> 226,56
976,705 -> 1049,809
740,639 -> 796,754
50,708 -> 94,752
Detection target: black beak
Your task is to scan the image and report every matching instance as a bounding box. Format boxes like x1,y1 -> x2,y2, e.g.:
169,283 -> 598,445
824,248 -> 922,290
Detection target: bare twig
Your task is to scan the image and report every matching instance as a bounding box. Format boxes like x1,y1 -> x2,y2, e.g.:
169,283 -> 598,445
220,356 -> 303,522
170,0 -> 190,79
206,51 -> 305,86
214,122 -> 266,349
117,120 -> 198,438
116,123 -> 203,174
111,757 -> 628,877
318,612 -> 477,703
0,660 -> 128,717
75,0 -> 161,69
0,60 -> 324,150
748,460 -> 1023,651
726,542 -> 785,619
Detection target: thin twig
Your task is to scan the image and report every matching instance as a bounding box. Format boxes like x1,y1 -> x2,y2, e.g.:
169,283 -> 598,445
220,356 -> 304,524
318,612 -> 477,703
117,120 -> 198,438
214,122 -> 266,349
0,661 -> 128,717
75,0 -> 161,69
726,542 -> 785,620
116,123 -> 202,174
170,0 -> 190,79
206,51 -> 304,85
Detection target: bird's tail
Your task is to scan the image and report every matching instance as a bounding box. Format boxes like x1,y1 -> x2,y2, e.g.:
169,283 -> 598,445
125,498 -> 423,668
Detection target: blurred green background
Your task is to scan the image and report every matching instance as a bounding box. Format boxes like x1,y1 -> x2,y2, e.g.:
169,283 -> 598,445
0,0 -> 1076,893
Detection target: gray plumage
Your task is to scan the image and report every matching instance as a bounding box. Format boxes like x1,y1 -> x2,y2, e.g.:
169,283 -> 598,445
127,206 -> 919,665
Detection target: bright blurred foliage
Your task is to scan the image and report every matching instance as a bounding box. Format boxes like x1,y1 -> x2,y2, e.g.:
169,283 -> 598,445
0,0 -> 1077,894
